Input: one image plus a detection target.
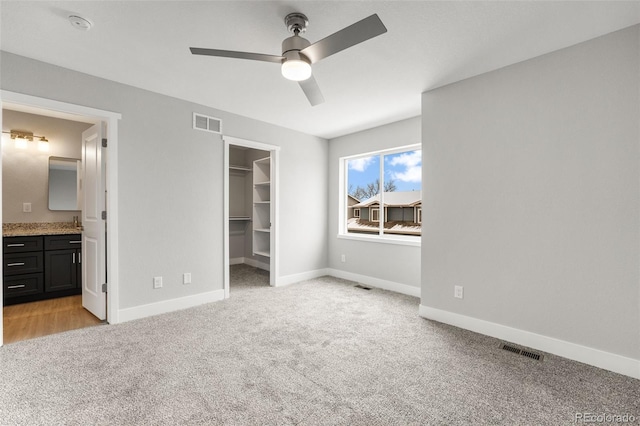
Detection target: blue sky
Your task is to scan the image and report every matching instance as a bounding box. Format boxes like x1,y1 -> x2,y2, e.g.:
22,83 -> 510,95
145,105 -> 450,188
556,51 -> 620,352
348,149 -> 422,193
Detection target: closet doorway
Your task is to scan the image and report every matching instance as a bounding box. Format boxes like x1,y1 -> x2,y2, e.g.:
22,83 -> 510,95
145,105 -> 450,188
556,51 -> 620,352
223,136 -> 280,298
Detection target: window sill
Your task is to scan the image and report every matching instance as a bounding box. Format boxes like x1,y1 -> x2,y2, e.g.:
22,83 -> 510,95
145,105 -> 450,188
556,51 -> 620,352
337,233 -> 421,247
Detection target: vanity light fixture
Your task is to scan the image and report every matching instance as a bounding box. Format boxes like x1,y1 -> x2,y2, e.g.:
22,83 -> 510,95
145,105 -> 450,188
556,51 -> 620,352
38,137 -> 50,152
2,130 -> 50,151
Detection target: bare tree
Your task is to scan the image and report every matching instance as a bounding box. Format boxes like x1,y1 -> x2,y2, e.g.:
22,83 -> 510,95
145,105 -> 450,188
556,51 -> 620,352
384,179 -> 397,192
349,178 -> 396,201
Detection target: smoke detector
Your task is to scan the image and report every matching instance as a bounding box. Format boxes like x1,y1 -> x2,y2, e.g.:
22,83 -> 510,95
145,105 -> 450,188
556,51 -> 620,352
68,15 -> 93,31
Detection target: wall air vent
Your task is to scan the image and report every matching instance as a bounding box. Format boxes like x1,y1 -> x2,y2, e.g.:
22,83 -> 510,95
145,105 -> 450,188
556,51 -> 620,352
501,343 -> 544,362
193,113 -> 222,134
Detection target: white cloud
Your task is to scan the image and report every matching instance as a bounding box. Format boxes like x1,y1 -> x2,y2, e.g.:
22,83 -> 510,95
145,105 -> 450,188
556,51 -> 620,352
348,156 -> 375,172
391,167 -> 422,183
389,150 -> 422,183
388,150 -> 421,168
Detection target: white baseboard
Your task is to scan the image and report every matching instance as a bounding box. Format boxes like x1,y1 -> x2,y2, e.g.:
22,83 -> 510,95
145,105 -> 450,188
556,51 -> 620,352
229,257 -> 270,271
244,257 -> 270,271
118,290 -> 225,323
326,268 -> 420,297
275,268 -> 329,287
419,305 -> 640,380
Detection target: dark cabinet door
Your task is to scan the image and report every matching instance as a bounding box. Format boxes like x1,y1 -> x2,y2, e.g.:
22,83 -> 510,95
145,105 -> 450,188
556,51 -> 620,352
44,249 -> 78,292
76,249 -> 82,289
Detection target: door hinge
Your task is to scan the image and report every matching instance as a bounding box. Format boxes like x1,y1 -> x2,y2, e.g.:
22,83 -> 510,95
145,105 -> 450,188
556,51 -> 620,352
102,138 -> 108,148
102,283 -> 107,293
101,211 -> 107,220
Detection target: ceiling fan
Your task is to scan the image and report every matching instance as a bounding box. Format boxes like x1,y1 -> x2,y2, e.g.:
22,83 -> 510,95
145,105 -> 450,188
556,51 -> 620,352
190,12 -> 387,106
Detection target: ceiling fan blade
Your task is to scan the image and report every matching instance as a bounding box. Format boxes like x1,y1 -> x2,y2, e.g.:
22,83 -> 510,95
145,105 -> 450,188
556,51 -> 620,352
300,14 -> 387,63
299,75 -> 325,106
190,47 -> 284,64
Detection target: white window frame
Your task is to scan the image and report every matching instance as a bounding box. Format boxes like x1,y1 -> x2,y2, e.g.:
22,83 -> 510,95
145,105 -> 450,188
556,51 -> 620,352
338,144 -> 421,247
371,207 -> 380,222
354,208 -> 360,218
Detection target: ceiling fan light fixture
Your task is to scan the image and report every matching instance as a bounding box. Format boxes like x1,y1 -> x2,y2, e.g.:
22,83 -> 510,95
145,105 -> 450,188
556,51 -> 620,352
281,58 -> 312,81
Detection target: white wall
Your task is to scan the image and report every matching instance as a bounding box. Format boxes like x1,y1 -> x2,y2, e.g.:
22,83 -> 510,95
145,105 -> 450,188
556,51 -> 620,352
328,117 -> 421,295
2,110 -> 90,222
1,52 -> 328,313
421,25 -> 639,370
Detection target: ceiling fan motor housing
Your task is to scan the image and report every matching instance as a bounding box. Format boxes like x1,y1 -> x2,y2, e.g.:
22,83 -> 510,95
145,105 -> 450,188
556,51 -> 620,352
282,35 -> 311,64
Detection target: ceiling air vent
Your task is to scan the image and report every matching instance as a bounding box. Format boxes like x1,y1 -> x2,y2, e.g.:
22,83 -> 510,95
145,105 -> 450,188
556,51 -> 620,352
193,113 -> 222,134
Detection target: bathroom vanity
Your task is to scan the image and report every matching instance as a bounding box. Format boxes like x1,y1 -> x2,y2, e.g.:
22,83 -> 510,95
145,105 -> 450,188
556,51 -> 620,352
3,223 -> 82,306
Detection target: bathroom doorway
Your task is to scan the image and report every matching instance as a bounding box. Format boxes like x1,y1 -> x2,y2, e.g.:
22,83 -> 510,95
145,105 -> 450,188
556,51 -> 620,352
0,91 -> 121,345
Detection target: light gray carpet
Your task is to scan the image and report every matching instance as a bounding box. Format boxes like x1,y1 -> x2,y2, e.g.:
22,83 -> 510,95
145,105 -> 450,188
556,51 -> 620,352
0,264 -> 638,425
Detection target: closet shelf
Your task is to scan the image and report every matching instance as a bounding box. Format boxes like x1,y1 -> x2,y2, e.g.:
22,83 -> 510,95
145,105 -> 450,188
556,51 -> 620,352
254,228 -> 270,233
229,165 -> 252,172
253,250 -> 270,258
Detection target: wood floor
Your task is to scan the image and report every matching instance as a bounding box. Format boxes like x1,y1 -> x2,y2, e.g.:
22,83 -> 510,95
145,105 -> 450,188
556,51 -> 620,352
3,295 -> 102,344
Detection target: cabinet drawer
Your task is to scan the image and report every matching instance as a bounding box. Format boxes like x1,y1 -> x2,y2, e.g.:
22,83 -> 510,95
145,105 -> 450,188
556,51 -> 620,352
3,273 -> 43,298
3,236 -> 44,253
3,252 -> 44,275
44,234 -> 82,250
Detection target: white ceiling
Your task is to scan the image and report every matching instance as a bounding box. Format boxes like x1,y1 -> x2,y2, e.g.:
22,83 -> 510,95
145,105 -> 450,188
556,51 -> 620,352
2,1 -> 639,139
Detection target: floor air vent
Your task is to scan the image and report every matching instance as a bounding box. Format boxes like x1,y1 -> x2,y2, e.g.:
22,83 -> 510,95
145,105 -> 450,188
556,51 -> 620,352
501,344 -> 521,355
354,284 -> 372,290
521,350 -> 543,361
501,343 -> 544,361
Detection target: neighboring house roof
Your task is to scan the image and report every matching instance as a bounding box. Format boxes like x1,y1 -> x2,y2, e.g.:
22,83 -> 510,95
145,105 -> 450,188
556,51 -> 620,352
353,191 -> 422,208
347,195 -> 360,205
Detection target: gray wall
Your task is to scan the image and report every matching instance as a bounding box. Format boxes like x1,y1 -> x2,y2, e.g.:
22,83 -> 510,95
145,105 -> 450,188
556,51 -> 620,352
328,117 -> 421,289
421,25 -> 639,359
1,51 -> 328,311
2,110 -> 89,222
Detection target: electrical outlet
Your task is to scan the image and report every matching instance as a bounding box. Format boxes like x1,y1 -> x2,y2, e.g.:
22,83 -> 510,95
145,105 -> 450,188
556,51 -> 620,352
341,254 -> 346,263
153,276 -> 163,289
183,273 -> 192,284
454,285 -> 464,299
23,203 -> 32,213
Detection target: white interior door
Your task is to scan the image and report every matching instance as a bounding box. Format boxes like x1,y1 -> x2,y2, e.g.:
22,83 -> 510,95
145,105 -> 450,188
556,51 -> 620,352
81,123 -> 107,320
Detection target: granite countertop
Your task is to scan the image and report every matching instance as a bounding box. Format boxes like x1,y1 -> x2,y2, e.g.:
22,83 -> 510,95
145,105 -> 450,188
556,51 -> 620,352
3,222 -> 83,237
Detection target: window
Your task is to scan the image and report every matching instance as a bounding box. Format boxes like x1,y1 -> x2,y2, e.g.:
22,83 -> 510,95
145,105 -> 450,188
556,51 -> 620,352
340,145 -> 422,244
371,208 -> 380,222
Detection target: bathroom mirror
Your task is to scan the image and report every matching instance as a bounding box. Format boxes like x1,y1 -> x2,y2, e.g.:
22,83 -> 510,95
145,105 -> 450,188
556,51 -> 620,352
48,157 -> 81,211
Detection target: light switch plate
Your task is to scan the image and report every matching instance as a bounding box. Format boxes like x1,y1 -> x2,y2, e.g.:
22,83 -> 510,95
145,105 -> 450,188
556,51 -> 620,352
23,203 -> 32,213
